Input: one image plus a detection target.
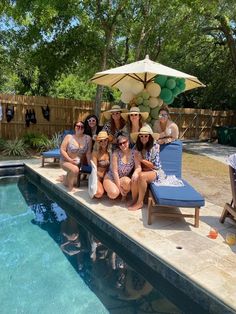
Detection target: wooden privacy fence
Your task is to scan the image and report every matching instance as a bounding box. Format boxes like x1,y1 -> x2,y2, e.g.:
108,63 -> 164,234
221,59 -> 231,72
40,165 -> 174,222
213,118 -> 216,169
0,93 -> 235,140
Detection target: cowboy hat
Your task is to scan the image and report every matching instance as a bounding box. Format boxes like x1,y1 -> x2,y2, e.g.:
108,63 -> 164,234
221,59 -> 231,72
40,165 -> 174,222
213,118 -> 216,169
121,106 -> 149,121
131,125 -> 159,142
96,131 -> 112,142
103,104 -> 128,120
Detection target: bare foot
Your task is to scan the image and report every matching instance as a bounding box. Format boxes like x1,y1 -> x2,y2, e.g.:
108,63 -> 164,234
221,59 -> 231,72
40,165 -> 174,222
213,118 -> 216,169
56,175 -> 65,183
128,202 -> 143,211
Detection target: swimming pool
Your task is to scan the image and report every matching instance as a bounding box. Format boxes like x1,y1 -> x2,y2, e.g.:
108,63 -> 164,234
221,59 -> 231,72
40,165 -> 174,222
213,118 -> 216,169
0,174 -> 208,314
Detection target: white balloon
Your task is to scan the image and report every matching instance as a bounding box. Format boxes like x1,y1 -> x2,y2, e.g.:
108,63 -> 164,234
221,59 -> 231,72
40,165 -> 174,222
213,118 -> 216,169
146,82 -> 161,97
116,79 -> 133,93
149,97 -> 159,108
121,91 -> 135,104
131,81 -> 144,95
156,97 -> 164,106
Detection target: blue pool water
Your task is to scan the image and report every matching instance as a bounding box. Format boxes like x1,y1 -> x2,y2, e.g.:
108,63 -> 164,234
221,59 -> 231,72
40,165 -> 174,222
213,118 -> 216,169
0,175 -> 205,314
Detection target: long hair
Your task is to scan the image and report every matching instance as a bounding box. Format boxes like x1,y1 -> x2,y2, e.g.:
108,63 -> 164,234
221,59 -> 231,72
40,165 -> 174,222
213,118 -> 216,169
136,135 -> 154,152
84,114 -> 99,137
127,115 -> 143,131
110,115 -> 126,134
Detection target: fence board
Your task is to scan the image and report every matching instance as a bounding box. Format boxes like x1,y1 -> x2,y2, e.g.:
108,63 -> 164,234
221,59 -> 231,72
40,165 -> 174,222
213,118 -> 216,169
0,93 -> 235,140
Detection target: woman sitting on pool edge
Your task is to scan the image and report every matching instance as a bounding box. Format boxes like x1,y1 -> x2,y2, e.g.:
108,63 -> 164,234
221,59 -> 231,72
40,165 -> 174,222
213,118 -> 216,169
103,132 -> 139,200
60,121 -> 92,192
91,131 -> 111,198
128,126 -> 161,211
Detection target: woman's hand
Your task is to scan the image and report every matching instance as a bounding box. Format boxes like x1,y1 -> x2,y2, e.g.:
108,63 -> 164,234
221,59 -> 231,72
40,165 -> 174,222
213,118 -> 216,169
131,172 -> 139,182
119,185 -> 127,196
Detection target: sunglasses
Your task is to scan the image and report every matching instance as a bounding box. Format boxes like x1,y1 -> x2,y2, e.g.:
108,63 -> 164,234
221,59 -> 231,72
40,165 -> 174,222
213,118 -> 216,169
159,114 -> 168,118
118,140 -> 128,147
99,139 -> 108,143
75,124 -> 84,129
130,114 -> 139,117
139,134 -> 149,138
112,111 -> 121,115
88,118 -> 96,123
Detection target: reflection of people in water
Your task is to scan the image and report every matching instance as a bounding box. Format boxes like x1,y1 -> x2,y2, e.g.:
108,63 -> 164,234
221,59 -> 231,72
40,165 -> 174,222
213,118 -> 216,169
60,216 -> 81,256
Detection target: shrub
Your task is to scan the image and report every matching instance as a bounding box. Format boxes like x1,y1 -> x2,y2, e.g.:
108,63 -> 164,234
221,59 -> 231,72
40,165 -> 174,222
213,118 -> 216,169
2,138 -> 28,156
22,132 -> 51,152
0,138 -> 6,151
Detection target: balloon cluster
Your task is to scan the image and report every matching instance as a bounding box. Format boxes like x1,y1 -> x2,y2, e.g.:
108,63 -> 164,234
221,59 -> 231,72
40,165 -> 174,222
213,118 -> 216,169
117,75 -> 185,125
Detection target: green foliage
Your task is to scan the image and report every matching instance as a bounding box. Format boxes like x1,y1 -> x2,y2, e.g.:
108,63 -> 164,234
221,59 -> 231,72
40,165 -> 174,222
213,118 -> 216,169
2,139 -> 28,156
22,132 -> 51,151
0,138 -> 6,150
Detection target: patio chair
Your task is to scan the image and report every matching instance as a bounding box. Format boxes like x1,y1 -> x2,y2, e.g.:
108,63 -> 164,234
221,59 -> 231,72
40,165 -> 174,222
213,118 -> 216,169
147,140 -> 205,227
220,165 -> 236,223
41,130 -> 74,167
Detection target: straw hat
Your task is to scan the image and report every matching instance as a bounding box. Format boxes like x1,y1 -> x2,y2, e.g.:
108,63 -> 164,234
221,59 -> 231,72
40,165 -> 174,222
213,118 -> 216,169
131,125 -> 159,142
103,105 -> 128,120
96,131 -> 112,142
121,106 -> 149,121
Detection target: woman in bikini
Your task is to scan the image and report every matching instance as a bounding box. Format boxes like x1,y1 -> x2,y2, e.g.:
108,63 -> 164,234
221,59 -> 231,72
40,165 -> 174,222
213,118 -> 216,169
91,131 -> 111,198
103,132 -> 139,200
60,121 -> 92,191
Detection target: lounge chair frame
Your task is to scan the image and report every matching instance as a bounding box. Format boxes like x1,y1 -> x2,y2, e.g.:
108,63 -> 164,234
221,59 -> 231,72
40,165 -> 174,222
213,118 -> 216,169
220,166 -> 236,223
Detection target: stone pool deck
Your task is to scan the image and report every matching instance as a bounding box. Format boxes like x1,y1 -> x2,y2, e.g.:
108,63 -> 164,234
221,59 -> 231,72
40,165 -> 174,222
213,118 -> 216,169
8,158 -> 236,313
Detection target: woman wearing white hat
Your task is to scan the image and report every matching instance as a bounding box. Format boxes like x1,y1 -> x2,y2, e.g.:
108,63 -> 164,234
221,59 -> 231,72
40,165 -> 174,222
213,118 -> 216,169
102,105 -> 127,148
128,126 -> 161,211
91,131 -> 111,198
121,107 -> 149,147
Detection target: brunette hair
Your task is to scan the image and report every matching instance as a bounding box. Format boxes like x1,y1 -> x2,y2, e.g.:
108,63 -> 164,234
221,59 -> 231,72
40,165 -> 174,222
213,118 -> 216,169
110,115 -> 126,134
84,114 -> 99,136
136,135 -> 154,152
73,121 -> 84,128
127,115 -> 143,130
158,105 -> 170,115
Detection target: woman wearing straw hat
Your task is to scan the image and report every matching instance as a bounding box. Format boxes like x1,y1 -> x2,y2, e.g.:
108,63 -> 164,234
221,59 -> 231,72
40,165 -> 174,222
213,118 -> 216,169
102,105 -> 127,148
91,131 -> 111,198
153,105 -> 179,144
121,107 -> 149,147
128,126 -> 161,211
103,132 -> 139,200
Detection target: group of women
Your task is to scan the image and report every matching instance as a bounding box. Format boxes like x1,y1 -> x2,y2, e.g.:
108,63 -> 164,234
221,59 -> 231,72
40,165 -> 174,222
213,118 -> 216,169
59,104 -> 179,211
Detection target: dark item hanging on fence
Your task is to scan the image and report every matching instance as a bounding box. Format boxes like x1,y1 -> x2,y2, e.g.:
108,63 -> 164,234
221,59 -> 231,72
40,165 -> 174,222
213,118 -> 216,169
41,105 -> 50,121
25,109 -> 31,127
30,109 -> 37,124
6,105 -> 14,122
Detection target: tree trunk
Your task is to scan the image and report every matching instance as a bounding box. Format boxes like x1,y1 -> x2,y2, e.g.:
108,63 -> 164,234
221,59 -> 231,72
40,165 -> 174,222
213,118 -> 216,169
216,15 -> 236,74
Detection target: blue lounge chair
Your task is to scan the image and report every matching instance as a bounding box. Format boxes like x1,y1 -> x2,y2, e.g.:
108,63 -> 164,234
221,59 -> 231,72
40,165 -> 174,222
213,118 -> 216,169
41,130 -> 74,167
148,140 -> 205,227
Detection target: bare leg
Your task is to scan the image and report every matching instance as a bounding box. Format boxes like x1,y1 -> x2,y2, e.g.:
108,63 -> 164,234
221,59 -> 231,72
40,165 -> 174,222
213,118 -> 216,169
129,180 -> 139,206
94,180 -> 105,199
103,175 -> 120,199
128,171 -> 156,211
60,161 -> 79,192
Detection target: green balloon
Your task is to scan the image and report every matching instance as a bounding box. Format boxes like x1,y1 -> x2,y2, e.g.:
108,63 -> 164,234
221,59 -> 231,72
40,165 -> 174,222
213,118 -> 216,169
160,88 -> 172,101
150,107 -> 159,119
172,86 -> 181,96
136,96 -> 143,105
165,78 -> 176,90
146,116 -> 152,123
176,78 -> 185,87
139,105 -> 150,113
166,96 -> 175,105
142,91 -> 150,100
143,99 -> 149,106
154,75 -> 167,87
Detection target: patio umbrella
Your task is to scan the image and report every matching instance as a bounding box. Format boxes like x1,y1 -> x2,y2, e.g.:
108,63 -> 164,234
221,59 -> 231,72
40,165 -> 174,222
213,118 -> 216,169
90,55 -> 205,92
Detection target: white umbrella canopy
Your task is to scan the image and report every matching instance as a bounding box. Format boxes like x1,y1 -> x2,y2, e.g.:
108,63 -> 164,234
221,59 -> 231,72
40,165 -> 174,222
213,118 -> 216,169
90,55 -> 205,92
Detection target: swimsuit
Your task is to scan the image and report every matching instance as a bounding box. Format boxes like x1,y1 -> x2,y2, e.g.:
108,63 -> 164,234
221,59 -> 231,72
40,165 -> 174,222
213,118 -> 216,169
61,135 -> 90,161
107,149 -> 135,180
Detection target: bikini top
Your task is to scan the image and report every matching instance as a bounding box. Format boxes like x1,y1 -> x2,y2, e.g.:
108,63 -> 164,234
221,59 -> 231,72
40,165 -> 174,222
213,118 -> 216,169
97,158 -> 110,169
67,135 -> 90,155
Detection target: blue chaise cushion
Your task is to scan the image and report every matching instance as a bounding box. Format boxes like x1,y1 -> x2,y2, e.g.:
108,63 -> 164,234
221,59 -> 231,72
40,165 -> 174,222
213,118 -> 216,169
42,148 -> 60,158
149,180 -> 205,208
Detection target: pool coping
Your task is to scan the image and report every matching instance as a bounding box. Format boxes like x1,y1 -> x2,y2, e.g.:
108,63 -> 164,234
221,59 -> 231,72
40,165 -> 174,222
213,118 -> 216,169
2,161 -> 236,314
